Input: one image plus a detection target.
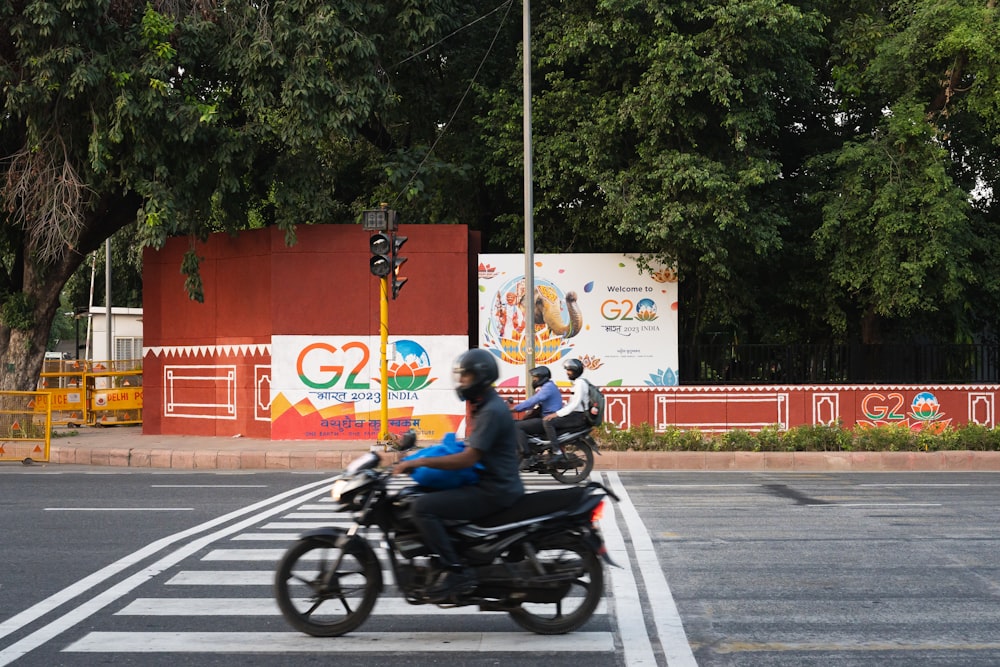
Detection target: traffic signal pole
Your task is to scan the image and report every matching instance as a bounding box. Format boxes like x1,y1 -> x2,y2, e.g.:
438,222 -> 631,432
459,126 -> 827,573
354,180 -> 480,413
378,274 -> 390,442
364,206 -> 404,445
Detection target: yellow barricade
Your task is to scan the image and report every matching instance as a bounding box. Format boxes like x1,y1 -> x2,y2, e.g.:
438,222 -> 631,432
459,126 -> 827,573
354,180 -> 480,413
0,391 -> 51,463
40,360 -> 143,427
88,361 -> 143,425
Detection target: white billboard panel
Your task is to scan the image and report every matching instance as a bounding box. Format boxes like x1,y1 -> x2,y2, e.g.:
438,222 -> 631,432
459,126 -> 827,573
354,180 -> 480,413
478,254 -> 679,387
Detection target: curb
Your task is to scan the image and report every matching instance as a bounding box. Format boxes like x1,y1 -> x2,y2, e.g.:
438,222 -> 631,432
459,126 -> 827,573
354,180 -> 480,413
44,445 -> 1000,472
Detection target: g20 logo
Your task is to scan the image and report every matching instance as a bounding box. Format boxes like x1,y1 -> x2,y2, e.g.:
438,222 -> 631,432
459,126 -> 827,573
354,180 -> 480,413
296,342 -> 370,389
600,298 -> 658,321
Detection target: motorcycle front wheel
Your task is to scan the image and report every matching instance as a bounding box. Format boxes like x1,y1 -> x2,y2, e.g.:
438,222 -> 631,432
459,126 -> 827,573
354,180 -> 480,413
550,441 -> 595,484
508,534 -> 604,634
274,536 -> 382,637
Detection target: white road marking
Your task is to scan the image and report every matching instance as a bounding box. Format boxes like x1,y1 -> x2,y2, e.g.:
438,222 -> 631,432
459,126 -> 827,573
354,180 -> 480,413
598,477 -> 658,666
646,484 -> 760,488
805,503 -> 943,508
259,521 -> 353,529
64,631 -> 615,653
230,533 -> 304,541
151,484 -> 268,488
116,596 -> 608,616
44,507 -> 194,511
858,483 -> 972,487
166,570 -> 274,585
0,478 -> 337,666
283,512 -> 343,519
607,472 -> 699,667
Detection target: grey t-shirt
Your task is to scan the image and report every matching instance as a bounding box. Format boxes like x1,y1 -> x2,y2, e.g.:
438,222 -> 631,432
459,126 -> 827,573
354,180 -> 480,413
467,387 -> 525,503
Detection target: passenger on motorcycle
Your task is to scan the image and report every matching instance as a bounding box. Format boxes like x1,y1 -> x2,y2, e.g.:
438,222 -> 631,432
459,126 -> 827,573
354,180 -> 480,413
542,358 -> 592,461
509,366 -> 562,457
391,348 -> 524,602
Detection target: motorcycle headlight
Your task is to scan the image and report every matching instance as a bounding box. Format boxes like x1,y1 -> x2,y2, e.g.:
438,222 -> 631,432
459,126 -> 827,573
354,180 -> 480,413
331,479 -> 350,503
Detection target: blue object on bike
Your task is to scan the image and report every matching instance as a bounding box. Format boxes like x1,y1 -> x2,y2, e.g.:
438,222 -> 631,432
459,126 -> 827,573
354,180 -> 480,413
403,432 -> 482,489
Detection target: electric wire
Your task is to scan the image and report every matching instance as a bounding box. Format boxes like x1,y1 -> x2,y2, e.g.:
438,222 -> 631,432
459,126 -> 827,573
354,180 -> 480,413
388,0 -> 516,208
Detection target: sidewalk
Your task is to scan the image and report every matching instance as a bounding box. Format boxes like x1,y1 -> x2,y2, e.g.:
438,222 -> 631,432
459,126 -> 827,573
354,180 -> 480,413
30,425 -> 1000,472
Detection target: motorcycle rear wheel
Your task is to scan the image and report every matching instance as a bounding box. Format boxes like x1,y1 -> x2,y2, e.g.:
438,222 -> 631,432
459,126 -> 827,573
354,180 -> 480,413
508,534 -> 604,634
550,441 -> 595,484
274,536 -> 382,637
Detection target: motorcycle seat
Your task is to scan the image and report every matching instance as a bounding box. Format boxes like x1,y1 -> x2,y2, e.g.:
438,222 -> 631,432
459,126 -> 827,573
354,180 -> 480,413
526,428 -> 591,445
471,486 -> 589,528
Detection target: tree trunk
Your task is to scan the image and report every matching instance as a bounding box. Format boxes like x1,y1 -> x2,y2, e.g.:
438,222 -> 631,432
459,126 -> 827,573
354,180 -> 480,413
0,256 -> 79,391
0,197 -> 139,391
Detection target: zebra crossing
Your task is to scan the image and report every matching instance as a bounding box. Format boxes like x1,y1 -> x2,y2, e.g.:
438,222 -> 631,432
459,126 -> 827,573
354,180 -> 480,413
54,474 -> 633,663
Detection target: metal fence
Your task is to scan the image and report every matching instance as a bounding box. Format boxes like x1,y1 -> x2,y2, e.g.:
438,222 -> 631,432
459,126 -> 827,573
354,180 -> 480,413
678,344 -> 1000,385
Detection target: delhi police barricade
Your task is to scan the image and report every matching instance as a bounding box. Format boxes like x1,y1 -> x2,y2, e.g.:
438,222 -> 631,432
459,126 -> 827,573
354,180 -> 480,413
38,359 -> 143,427
0,390 -> 51,463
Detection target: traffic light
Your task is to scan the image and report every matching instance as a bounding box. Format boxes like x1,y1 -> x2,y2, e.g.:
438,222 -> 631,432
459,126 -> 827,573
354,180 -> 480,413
369,233 -> 392,277
391,235 -> 408,299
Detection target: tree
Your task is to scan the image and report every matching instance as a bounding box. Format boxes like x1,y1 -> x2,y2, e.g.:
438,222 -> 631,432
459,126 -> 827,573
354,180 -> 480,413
1,0 -> 495,390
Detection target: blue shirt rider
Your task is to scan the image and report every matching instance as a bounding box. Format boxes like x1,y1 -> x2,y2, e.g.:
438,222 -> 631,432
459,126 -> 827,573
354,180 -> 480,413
509,366 -> 562,458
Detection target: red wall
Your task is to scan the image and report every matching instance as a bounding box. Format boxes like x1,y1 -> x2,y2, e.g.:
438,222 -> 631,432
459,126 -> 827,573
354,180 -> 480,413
143,225 -> 476,437
143,225 -> 999,439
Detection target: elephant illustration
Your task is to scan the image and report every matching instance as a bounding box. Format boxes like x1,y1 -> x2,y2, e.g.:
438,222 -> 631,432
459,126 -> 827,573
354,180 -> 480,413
520,285 -> 583,339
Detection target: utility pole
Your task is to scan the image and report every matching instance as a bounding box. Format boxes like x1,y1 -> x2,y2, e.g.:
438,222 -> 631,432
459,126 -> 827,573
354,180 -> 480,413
522,0 -> 536,395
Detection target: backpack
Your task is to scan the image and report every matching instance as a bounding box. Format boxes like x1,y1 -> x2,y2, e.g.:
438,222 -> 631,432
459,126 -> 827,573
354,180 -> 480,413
584,379 -> 605,427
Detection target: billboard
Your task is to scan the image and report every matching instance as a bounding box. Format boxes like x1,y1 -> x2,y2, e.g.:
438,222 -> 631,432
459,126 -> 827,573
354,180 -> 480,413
478,254 -> 679,387
270,335 -> 467,440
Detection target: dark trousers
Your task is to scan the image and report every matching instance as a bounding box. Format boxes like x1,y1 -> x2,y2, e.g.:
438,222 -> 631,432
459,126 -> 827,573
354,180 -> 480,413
409,485 -> 512,568
542,411 -> 591,452
515,417 -> 547,455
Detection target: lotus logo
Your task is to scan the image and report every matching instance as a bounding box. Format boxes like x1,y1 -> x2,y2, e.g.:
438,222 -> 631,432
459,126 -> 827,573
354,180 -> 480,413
383,340 -> 436,391
635,298 -> 658,321
909,391 -> 943,421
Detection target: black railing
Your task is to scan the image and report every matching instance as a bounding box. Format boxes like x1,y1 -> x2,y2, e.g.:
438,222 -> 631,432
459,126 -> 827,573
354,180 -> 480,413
678,344 -> 1000,385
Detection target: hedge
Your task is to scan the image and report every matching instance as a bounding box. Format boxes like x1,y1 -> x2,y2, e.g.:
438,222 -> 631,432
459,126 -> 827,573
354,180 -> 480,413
592,422 -> 1000,453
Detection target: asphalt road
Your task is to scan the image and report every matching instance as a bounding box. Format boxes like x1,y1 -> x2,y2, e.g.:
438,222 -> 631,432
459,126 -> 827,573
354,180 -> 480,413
2,468 -> 999,666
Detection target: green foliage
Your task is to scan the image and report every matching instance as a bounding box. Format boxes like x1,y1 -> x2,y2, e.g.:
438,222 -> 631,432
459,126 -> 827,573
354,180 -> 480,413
0,292 -> 35,331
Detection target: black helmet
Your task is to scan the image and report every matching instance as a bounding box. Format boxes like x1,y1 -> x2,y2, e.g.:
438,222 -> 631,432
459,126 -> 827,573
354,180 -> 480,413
453,349 -> 499,401
529,366 -> 551,389
563,358 -> 584,380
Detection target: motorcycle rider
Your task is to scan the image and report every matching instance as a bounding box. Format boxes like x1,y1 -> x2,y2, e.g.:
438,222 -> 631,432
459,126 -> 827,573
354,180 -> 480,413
391,348 -> 524,602
542,358 -> 591,461
509,366 -> 562,460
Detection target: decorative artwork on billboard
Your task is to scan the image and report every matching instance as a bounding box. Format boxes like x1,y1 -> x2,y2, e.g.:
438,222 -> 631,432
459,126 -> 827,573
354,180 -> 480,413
478,254 -> 679,387
270,335 -> 467,440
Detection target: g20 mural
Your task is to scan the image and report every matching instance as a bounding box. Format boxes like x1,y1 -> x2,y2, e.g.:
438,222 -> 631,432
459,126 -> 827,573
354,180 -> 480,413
271,335 -> 467,440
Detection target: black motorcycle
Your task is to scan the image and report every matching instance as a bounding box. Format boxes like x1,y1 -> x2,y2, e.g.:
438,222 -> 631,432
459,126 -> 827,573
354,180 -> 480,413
274,438 -> 618,637
520,427 -> 600,484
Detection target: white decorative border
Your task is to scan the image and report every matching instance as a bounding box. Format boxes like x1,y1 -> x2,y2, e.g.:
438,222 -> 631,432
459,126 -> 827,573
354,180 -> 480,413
969,392 -> 995,427
657,391 -> 789,433
145,344 -> 270,358
813,393 -> 840,426
164,365 -> 237,420
255,365 -> 271,422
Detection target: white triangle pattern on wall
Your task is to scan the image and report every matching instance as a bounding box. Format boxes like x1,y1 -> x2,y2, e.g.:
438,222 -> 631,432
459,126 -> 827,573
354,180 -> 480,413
143,344 -> 271,358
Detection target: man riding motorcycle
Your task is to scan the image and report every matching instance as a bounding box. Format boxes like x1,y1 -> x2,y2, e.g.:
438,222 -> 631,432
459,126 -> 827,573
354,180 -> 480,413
391,348 -> 524,602
510,366 -> 562,459
542,358 -> 592,461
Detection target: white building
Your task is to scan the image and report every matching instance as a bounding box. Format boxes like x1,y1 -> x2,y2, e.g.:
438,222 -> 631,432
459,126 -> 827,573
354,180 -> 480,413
86,307 -> 143,367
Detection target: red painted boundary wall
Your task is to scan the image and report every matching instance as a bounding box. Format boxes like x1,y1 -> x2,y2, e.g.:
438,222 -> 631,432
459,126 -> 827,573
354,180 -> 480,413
499,385 -> 998,434
142,225 -> 478,438
142,225 -> 998,439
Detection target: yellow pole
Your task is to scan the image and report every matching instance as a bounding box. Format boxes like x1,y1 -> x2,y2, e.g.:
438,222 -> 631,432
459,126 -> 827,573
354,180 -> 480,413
379,274 -> 390,441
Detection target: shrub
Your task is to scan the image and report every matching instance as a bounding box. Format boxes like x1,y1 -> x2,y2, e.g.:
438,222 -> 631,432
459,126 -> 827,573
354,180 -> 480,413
594,422 -> 1000,452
